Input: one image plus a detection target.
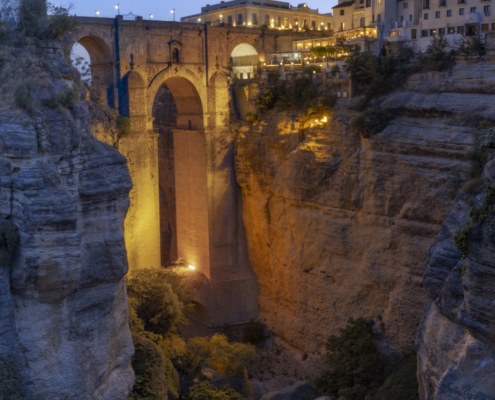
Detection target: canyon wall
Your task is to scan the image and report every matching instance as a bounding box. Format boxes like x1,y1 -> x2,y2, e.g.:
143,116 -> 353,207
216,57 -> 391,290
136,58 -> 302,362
0,41 -> 134,399
234,60 -> 495,357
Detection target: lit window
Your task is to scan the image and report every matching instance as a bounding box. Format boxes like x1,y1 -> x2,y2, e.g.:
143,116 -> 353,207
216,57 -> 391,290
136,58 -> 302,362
482,23 -> 489,31
448,26 -> 455,34
390,31 -> 396,36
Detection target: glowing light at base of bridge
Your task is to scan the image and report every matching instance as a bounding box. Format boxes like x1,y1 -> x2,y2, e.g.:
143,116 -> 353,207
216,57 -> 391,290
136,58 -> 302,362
188,265 -> 196,270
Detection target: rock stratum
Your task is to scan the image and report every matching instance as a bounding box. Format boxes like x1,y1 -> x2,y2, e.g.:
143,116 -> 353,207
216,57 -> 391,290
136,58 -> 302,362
234,60 -> 495,362
0,41 -> 134,399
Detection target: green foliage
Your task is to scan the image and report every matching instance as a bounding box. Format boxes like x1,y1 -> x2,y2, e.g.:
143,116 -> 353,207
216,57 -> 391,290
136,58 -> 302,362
425,36 -> 456,71
18,0 -> 46,39
0,221 -> 19,268
44,3 -> 79,39
188,382 -> 245,400
314,318 -> 385,400
302,64 -> 321,75
274,94 -> 295,111
351,107 -> 392,138
258,88 -> 275,113
311,46 -> 327,57
330,64 -> 340,76
43,84 -> 81,111
245,112 -> 258,124
242,319 -> 266,344
454,184 -> 495,257
0,22 -> 10,44
128,333 -> 169,400
188,334 -> 255,376
0,356 -> 25,400
117,116 -> 132,139
259,24 -> 269,29
372,353 -> 419,400
15,81 -> 32,112
127,267 -> 194,335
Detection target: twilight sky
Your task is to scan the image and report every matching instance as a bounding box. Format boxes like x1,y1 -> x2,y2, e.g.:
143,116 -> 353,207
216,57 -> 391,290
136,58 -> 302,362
61,0 -> 338,21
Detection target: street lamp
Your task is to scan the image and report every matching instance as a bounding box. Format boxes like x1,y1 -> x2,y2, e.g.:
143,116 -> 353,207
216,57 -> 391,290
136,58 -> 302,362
171,8 -> 175,21
115,4 -> 119,15
95,10 -> 99,17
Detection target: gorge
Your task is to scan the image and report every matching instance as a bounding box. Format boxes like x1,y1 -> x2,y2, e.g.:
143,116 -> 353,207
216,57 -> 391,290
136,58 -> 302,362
1,4 -> 495,399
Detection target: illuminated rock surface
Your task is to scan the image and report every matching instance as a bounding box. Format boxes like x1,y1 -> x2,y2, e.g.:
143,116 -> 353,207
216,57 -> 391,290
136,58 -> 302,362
0,41 -> 134,399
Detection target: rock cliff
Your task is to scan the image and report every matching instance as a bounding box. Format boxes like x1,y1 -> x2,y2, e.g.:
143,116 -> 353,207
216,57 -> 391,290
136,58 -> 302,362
234,60 -> 491,358
417,137 -> 495,395
0,41 -> 134,399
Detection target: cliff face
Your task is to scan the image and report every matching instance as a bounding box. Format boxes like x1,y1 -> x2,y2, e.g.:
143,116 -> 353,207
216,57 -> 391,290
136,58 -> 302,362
234,61 -> 487,356
417,157 -> 495,398
0,41 -> 134,399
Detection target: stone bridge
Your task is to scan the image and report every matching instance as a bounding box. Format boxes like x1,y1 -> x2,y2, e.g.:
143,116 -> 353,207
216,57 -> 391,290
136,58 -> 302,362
63,16 -> 284,333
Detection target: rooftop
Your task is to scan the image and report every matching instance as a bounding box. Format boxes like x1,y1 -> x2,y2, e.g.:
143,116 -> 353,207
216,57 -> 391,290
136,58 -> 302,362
332,1 -> 356,8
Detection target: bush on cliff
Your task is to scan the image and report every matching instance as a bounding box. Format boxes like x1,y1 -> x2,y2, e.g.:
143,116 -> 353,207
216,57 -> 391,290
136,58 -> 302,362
127,267 -> 194,335
188,382 -> 245,400
351,107 -> 392,138
0,220 -> 19,268
0,356 -> 25,400
313,318 -> 385,400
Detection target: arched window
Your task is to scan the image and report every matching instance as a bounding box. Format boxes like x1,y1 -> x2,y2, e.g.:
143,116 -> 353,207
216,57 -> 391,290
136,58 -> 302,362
172,48 -> 180,63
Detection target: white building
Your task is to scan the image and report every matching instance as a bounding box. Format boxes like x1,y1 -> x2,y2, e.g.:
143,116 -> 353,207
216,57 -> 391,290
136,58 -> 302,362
181,0 -> 333,32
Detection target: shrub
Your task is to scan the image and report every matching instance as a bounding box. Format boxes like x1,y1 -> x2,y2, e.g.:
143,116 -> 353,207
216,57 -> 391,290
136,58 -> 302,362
127,267 -> 194,335
311,46 -> 327,57
302,64 -> 321,75
44,3 -> 79,39
454,184 -> 495,257
188,382 -> 245,400
243,319 -> 267,344
245,112 -> 258,123
18,0 -> 46,39
188,334 -> 255,376
259,24 -> 269,29
314,318 -> 385,400
258,88 -> 275,113
0,356 -> 25,400
0,220 -> 19,268
274,94 -> 295,111
425,36 -> 456,71
372,353 -> 419,400
117,116 -> 132,139
128,333 -> 169,400
331,64 -> 341,76
352,107 -> 392,138
15,81 -> 32,112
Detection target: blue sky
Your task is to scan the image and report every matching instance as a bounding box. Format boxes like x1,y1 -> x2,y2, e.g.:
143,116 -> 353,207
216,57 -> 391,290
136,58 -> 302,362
64,0 -> 338,21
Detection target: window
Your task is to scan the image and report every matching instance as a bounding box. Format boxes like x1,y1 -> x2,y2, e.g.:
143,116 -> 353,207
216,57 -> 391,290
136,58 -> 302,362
458,0 -> 465,3
372,14 -> 375,22
327,22 -> 331,30
252,13 -> 257,24
447,10 -> 452,16
448,26 -> 455,33
424,12 -> 429,19
459,8 -> 464,14
439,0 -> 446,6
377,14 -> 382,21
284,17 -> 288,27
422,29 -> 429,37
484,5 -> 490,13
340,22 -> 345,30
430,28 -> 437,35
340,9 -> 345,15
360,17 -> 365,26
303,19 -> 308,27
378,0 -> 382,4
276,16 -> 281,27
493,23 -> 495,30
265,15 -> 269,25
470,7 -> 476,13
423,0 -> 430,8
172,48 -> 180,63
366,0 -> 371,7
457,25 -> 464,34
482,23 -> 489,31
311,20 -> 316,29
403,2 -> 408,8
412,28 -> 417,38
390,31 -> 396,36
238,14 -> 243,24
398,30 -> 401,36
436,11 -> 440,17
228,16 -> 233,25
439,27 -> 445,35
410,14 -> 413,20
400,15 -> 404,22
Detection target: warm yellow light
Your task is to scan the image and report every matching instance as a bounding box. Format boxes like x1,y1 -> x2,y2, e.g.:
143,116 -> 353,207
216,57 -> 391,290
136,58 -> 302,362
313,70 -> 316,73
188,265 -> 196,270
248,22 -> 252,25
322,117 -> 328,122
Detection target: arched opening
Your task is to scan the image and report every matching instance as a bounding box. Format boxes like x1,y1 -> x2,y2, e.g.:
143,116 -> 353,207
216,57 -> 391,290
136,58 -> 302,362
152,77 -> 205,268
172,48 -> 180,63
70,35 -> 114,107
231,43 -> 259,80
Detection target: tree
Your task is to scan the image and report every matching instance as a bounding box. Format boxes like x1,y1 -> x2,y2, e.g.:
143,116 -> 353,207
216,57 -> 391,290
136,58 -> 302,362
455,33 -> 486,58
